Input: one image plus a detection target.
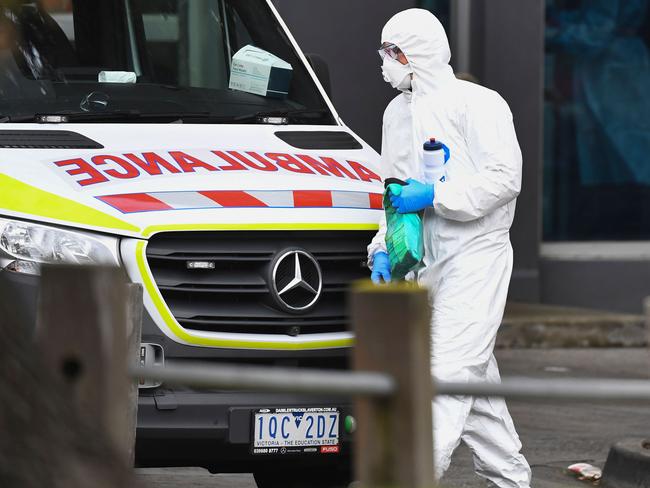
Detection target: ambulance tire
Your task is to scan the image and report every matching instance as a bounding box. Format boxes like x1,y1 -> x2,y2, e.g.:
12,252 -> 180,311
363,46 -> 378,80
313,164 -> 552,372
253,468 -> 351,488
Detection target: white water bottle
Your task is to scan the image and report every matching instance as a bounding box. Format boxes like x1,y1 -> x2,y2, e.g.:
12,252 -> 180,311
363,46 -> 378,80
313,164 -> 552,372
423,138 -> 447,184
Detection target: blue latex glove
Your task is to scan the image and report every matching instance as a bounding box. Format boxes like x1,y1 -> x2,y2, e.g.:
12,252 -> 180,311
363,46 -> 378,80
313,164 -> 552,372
370,251 -> 391,284
389,178 -> 435,214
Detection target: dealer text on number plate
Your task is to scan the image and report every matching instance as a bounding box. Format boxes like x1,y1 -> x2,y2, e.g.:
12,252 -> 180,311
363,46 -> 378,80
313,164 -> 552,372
253,407 -> 339,454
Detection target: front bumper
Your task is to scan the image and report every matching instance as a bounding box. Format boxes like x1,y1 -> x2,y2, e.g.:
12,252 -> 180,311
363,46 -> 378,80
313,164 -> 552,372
137,388 -> 352,472
1,268 -> 353,472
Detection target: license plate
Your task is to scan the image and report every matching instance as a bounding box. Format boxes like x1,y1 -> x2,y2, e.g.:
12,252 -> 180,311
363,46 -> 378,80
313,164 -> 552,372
251,407 -> 340,455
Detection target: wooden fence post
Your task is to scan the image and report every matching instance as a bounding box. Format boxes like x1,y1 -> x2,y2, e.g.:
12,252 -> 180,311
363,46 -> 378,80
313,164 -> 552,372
125,283 -> 143,466
351,281 -> 435,488
35,265 -> 141,466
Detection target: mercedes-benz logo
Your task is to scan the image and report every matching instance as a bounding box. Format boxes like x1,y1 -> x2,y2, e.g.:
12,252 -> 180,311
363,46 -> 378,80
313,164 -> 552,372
270,249 -> 323,312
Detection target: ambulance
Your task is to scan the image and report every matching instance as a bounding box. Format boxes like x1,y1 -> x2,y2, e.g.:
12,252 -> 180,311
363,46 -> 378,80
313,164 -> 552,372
0,1 -> 382,486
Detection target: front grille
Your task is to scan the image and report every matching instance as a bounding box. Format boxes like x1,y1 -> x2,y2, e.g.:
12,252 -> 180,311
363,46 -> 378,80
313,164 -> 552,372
146,231 -> 374,336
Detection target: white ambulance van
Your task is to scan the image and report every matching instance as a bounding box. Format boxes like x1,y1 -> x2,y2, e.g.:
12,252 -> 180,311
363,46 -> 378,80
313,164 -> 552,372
0,1 -> 382,486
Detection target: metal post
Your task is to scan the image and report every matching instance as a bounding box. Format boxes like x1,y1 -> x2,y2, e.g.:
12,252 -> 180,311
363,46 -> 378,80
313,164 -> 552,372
351,281 -> 435,488
451,0 -> 472,73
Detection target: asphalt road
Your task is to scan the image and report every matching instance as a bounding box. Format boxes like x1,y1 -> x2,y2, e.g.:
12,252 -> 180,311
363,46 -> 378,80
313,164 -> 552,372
136,348 -> 650,488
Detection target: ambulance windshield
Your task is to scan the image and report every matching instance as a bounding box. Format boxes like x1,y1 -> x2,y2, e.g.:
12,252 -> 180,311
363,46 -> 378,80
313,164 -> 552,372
0,0 -> 335,124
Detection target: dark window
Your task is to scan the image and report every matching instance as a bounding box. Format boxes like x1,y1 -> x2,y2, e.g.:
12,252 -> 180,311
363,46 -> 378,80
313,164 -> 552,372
544,0 -> 650,240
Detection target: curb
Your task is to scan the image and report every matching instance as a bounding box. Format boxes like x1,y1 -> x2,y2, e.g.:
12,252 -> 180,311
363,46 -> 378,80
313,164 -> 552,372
497,303 -> 647,348
497,318 -> 647,348
602,438 -> 650,488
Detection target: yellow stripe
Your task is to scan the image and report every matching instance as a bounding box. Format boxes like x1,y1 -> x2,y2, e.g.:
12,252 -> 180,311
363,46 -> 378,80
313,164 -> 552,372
136,240 -> 355,350
142,222 -> 379,238
0,174 -> 139,233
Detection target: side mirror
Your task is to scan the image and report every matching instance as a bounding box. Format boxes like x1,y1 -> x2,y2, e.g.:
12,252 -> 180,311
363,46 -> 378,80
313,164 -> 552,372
305,53 -> 332,100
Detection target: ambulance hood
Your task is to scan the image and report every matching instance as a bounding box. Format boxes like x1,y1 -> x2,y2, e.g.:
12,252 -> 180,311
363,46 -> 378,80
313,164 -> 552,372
0,124 -> 383,238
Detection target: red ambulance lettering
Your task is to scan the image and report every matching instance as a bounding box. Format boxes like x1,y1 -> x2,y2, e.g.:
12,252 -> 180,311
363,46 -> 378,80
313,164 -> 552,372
124,152 -> 182,175
240,151 -> 279,171
265,153 -> 314,174
54,158 -> 109,186
169,151 -> 218,172
52,150 -> 380,186
91,155 -> 140,179
297,154 -> 358,180
212,151 -> 249,171
347,160 -> 381,182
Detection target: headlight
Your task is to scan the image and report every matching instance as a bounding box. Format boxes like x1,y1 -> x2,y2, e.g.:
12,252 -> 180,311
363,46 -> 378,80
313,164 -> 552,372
0,218 -> 119,274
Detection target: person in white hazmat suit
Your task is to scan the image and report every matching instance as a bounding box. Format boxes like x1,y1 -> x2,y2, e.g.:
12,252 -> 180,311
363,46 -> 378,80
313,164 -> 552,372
367,9 -> 532,487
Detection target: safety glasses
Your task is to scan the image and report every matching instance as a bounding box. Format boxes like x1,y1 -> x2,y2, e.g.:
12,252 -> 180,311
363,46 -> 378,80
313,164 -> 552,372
377,43 -> 401,61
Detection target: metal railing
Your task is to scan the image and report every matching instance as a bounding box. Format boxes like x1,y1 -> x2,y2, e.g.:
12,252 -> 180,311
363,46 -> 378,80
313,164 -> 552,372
132,363 -> 650,402
25,266 -> 650,488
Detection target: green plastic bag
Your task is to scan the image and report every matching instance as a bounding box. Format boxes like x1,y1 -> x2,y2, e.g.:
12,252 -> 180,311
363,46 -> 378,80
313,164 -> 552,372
384,180 -> 425,280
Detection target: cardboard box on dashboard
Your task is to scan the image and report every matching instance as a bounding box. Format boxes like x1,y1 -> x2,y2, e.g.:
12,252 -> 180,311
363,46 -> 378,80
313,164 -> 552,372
229,45 -> 293,99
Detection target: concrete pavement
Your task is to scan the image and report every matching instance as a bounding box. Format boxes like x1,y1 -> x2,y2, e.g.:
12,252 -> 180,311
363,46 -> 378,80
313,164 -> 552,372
136,348 -> 650,488
442,347 -> 650,487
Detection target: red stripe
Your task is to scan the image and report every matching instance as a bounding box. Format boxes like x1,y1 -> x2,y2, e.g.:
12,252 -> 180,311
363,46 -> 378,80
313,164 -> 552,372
368,192 -> 383,210
293,190 -> 333,207
98,193 -> 172,213
199,191 -> 267,207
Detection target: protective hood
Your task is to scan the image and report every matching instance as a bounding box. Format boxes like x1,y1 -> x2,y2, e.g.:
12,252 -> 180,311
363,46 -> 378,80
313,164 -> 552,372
378,9 -> 458,184
381,8 -> 456,95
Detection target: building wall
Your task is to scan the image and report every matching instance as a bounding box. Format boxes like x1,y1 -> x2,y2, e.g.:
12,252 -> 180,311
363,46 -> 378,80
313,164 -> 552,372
540,258 -> 650,313
476,1 -> 650,314
470,0 -> 545,302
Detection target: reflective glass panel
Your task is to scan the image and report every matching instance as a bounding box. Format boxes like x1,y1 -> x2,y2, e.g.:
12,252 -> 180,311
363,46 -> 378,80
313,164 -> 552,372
544,0 -> 650,240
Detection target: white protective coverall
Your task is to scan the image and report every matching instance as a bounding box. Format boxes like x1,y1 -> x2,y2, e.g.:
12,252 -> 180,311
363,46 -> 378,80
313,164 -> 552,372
368,9 -> 532,488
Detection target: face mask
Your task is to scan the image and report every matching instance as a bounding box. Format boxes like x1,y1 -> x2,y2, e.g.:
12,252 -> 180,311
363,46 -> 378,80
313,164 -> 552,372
381,57 -> 412,91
